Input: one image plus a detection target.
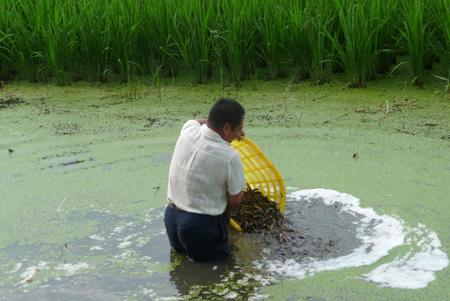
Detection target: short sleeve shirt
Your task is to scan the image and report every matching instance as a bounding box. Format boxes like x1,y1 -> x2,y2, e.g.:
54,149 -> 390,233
167,120 -> 246,215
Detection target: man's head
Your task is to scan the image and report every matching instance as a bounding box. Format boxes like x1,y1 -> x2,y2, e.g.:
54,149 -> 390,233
208,98 -> 245,143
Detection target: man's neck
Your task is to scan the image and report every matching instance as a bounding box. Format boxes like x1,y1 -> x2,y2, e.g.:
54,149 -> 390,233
206,121 -> 227,142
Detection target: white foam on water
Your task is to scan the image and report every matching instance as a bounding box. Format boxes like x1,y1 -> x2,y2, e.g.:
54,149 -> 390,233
112,222 -> 133,234
123,234 -> 138,241
118,241 -> 133,249
363,224 -> 449,289
257,189 -> 448,289
54,262 -> 90,276
136,236 -> 148,247
141,287 -> 157,298
20,268 -> 37,284
157,229 -> 167,236
113,249 -> 134,260
286,186 -> 300,191
90,246 -> 104,251
143,207 -> 165,223
7,263 -> 22,274
155,296 -> 182,301
248,293 -> 270,301
259,189 -> 406,278
89,234 -> 105,241
19,262 -> 49,284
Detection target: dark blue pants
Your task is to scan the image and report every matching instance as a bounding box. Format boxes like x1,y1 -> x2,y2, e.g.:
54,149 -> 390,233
164,205 -> 230,262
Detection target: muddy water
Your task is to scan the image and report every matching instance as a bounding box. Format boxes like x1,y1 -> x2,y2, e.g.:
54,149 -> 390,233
0,81 -> 449,300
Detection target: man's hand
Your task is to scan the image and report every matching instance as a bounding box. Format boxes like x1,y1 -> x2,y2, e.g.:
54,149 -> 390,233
196,119 -> 208,125
227,190 -> 244,210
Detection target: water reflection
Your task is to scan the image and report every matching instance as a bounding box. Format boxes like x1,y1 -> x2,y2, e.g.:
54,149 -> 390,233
168,234 -> 268,300
169,251 -> 236,295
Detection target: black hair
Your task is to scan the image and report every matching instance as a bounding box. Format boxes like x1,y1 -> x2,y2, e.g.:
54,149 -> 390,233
208,98 -> 245,130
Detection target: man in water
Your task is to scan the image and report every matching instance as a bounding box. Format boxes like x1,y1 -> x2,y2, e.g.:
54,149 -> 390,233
164,98 -> 246,262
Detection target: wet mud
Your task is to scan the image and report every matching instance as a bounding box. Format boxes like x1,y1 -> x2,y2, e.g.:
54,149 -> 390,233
0,95 -> 24,109
258,196 -> 363,261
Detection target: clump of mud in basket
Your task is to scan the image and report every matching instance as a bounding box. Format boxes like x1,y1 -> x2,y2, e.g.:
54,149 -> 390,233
230,187 -> 295,242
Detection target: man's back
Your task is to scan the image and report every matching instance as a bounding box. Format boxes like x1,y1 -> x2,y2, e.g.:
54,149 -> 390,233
168,120 -> 245,216
164,98 -> 246,262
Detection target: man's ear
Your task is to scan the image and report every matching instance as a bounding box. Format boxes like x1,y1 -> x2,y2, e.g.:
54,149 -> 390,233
223,122 -> 232,134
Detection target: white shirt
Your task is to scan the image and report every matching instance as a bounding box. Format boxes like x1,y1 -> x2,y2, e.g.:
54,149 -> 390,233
167,120 -> 246,216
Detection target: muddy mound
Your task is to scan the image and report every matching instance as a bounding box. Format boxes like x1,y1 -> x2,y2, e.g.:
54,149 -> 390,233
0,95 -> 24,109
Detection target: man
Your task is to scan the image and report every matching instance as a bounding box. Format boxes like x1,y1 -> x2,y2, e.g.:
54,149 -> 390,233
164,98 -> 246,262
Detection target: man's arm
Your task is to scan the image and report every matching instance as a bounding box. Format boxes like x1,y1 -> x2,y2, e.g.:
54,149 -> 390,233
227,190 -> 244,210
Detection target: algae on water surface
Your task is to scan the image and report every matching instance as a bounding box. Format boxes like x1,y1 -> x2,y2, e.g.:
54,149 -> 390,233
0,80 -> 449,300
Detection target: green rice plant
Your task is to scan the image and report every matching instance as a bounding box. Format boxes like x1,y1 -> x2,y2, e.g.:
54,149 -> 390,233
219,0 -> 259,86
329,0 -> 383,87
258,1 -> 290,79
0,32 -> 11,61
0,1 -> 16,79
303,0 -> 335,84
430,0 -> 450,77
11,0 -> 80,84
0,31 -> 14,79
433,73 -> 450,94
27,0 -> 76,84
0,0 -> 448,86
103,0 -> 143,82
43,1 -> 79,85
75,1 -> 110,81
400,0 -> 430,86
376,0 -> 400,74
7,0 -> 48,81
209,23 -> 227,86
141,0 -> 180,79
174,0 -> 215,83
285,1 -> 309,79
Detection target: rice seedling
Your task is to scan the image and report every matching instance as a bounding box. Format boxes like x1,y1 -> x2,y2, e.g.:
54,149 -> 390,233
430,0 -> 450,79
42,1 -> 79,85
303,0 -> 335,84
258,1 -> 290,79
375,0 -> 400,74
7,0 -> 49,81
76,1 -> 111,81
174,0 -> 215,83
18,0 -> 78,84
330,0 -> 383,87
209,23 -> 227,86
0,31 -> 14,79
141,0 -> 180,79
104,0 -> 144,82
219,0 -> 258,86
399,0 -> 430,86
0,0 -> 447,86
285,1 -> 310,80
433,74 -> 450,94
0,1 -> 16,80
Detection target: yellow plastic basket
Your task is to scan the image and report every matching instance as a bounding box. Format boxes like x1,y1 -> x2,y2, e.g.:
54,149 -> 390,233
229,137 -> 286,231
